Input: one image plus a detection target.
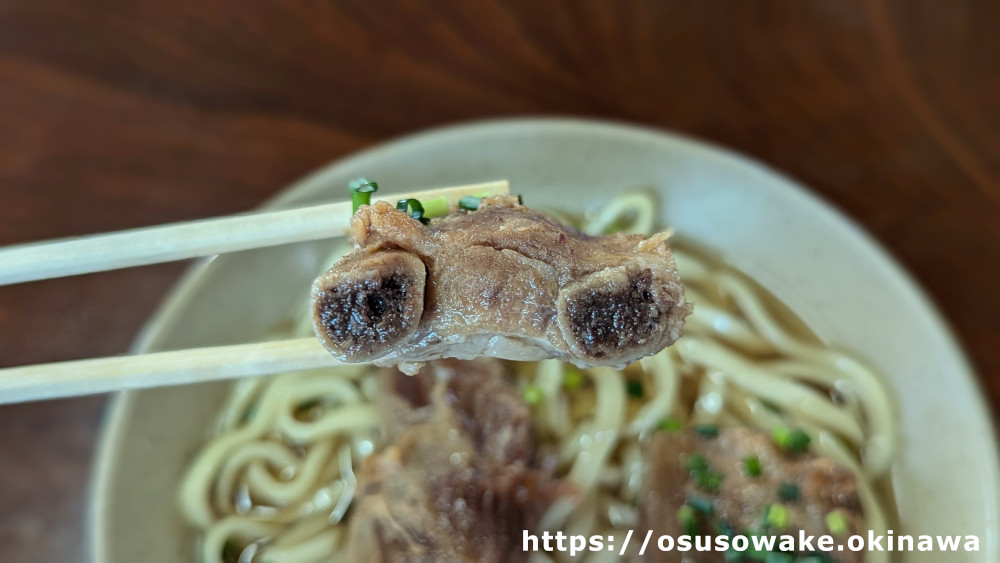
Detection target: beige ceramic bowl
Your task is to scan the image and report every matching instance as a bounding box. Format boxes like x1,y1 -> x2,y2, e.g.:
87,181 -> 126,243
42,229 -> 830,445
90,118 -> 999,562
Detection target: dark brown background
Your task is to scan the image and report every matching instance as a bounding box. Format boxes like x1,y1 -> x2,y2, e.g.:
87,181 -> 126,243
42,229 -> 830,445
0,1 -> 997,561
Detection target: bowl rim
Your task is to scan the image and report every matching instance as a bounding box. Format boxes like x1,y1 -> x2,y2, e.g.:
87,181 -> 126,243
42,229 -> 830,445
88,116 -> 999,562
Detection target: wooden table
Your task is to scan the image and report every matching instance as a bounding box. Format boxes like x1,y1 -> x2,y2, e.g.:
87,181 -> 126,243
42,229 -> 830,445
0,1 -> 996,560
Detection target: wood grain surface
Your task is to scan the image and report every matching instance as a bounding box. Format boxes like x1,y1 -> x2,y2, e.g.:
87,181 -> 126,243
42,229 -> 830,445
0,1 -> 997,561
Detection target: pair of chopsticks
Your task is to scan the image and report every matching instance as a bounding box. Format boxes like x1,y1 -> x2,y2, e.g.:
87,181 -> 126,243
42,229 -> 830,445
0,180 -> 509,404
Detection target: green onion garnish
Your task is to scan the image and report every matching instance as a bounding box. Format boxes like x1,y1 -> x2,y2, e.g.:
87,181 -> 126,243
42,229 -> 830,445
763,504 -> 790,529
743,455 -> 761,477
684,453 -> 709,472
657,417 -> 683,432
772,426 -> 811,452
396,198 -> 430,225
695,469 -> 723,493
825,509 -> 849,536
523,385 -> 544,406
563,367 -> 583,390
458,195 -> 481,211
349,178 -> 378,214
626,379 -> 644,398
676,504 -> 698,536
743,530 -> 767,559
684,452 -> 723,492
693,424 -> 719,439
422,196 -> 449,218
686,496 -> 714,516
517,194 -> 523,205
777,482 -> 800,502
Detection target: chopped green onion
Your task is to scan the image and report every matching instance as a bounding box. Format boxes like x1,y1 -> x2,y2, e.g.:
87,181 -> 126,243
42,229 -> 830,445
787,430 -> 811,451
777,482 -> 800,502
562,367 -> 584,390
459,192 -> 518,207
349,178 -> 378,213
396,198 -> 424,213
743,530 -> 767,559
684,453 -> 709,472
743,455 -> 761,477
625,379 -> 644,398
825,509 -> 849,536
686,496 -> 714,516
763,504 -> 790,529
693,424 -> 719,439
523,385 -> 544,406
422,196 -> 449,218
458,195 -> 481,211
695,469 -> 723,493
657,417 -> 683,432
676,504 -> 698,536
772,426 -> 811,452
396,198 -> 430,225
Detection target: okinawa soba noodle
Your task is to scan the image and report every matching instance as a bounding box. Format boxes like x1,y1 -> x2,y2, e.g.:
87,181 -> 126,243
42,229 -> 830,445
177,192 -> 897,562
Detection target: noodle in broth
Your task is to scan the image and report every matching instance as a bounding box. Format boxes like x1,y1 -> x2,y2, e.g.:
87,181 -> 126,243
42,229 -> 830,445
177,192 -> 896,562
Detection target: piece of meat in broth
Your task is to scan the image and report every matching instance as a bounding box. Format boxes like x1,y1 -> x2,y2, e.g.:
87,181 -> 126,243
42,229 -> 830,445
639,428 -> 865,562
346,359 -> 565,563
312,195 -> 691,372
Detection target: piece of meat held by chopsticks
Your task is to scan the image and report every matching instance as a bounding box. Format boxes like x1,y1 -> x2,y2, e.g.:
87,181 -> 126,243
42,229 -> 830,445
311,194 -> 691,373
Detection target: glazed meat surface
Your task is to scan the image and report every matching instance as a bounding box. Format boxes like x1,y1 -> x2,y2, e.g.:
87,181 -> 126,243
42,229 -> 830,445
639,428 -> 864,563
312,195 -> 691,373
346,359 -> 563,562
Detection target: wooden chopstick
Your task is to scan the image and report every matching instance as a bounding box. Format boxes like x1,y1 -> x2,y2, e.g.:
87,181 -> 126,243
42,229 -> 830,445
0,180 -> 508,286
0,338 -> 339,405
